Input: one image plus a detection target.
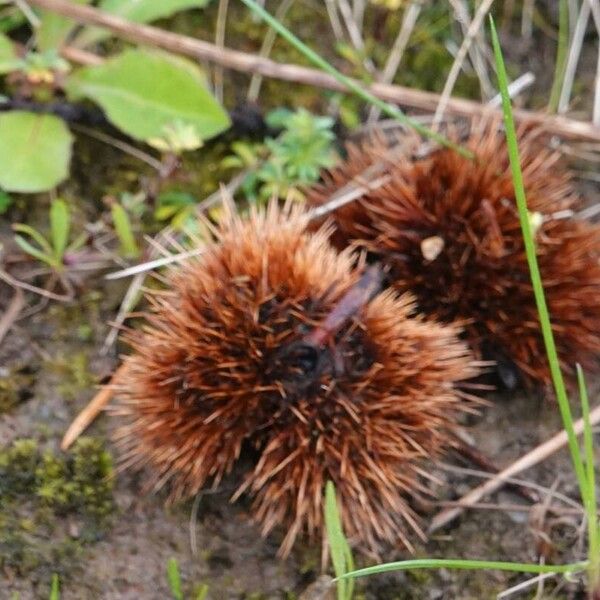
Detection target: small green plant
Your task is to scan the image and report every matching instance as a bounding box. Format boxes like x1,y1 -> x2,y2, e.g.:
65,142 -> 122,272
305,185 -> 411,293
154,191 -> 199,228
166,557 -> 209,600
13,198 -> 85,272
224,108 -> 338,202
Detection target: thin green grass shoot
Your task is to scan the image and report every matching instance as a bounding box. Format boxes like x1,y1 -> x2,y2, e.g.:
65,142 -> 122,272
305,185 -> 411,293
238,0 -> 472,159
578,364 -> 600,590
489,15 -> 589,504
548,0 -> 569,113
167,557 -> 183,600
336,558 -> 588,580
324,481 -> 354,600
49,574 -> 60,600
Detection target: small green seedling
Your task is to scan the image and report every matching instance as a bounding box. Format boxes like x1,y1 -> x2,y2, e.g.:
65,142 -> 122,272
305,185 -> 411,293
166,557 -> 209,600
13,198 -> 86,272
111,202 -> 140,259
224,108 -> 338,202
154,190 -> 199,229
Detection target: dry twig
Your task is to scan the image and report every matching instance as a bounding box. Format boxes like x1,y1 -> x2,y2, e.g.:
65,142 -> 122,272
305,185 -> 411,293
0,288 -> 25,345
25,0 -> 600,142
429,404 -> 600,533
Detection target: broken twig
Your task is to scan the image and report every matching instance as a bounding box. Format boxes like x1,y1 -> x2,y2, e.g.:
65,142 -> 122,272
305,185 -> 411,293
25,0 -> 600,142
429,404 -> 600,533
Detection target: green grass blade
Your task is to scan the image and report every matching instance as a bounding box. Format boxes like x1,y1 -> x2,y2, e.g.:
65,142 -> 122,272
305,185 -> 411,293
489,15 -> 588,508
548,0 -> 569,113
13,235 -> 57,268
50,198 -> 70,262
337,559 -> 588,580
12,223 -> 54,256
166,557 -> 183,600
324,481 -> 354,600
111,203 -> 140,259
49,574 -> 60,600
239,0 -> 472,158
578,365 -> 600,590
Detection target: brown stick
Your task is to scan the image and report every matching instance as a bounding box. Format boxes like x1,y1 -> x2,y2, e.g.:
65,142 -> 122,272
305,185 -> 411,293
28,0 -> 600,142
429,404 -> 600,533
454,439 -> 539,504
0,288 -> 25,345
61,363 -> 127,450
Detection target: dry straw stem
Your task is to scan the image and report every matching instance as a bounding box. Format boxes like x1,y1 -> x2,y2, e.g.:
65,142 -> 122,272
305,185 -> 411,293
0,288 -> 25,345
429,403 -> 600,533
27,0 -> 600,142
433,0 -> 495,127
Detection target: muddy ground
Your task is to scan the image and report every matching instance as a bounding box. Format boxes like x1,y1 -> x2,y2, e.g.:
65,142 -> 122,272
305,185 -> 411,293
0,279 -> 595,599
1,2 -> 600,599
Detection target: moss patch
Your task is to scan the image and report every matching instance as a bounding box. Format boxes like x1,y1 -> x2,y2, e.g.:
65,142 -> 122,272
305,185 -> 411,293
0,437 -> 114,577
0,367 -> 35,415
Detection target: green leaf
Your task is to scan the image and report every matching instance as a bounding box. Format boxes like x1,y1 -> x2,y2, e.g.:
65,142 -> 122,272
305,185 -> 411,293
50,198 -> 70,261
37,0 -> 92,52
75,0 -> 211,47
65,49 -> 230,144
0,111 -> 72,193
14,235 -> 55,267
111,203 -> 140,259
49,574 -> 60,600
12,223 -> 54,256
166,557 -> 183,600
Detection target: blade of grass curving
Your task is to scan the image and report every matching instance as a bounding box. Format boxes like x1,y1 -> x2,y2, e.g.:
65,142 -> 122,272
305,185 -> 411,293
489,15 -> 588,507
578,365 -> 600,591
338,559 -> 588,580
325,481 -> 354,600
13,235 -> 57,269
548,0 -> 569,113
12,223 -> 53,256
239,0 -> 472,158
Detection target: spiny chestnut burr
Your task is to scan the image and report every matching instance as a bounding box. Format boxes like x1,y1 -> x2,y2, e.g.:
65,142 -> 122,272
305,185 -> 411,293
113,202 -> 479,557
307,121 -> 600,388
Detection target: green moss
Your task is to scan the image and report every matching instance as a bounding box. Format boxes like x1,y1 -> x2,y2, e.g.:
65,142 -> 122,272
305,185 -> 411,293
48,351 -> 96,400
0,439 -> 39,496
0,437 -> 115,576
0,369 -> 35,415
